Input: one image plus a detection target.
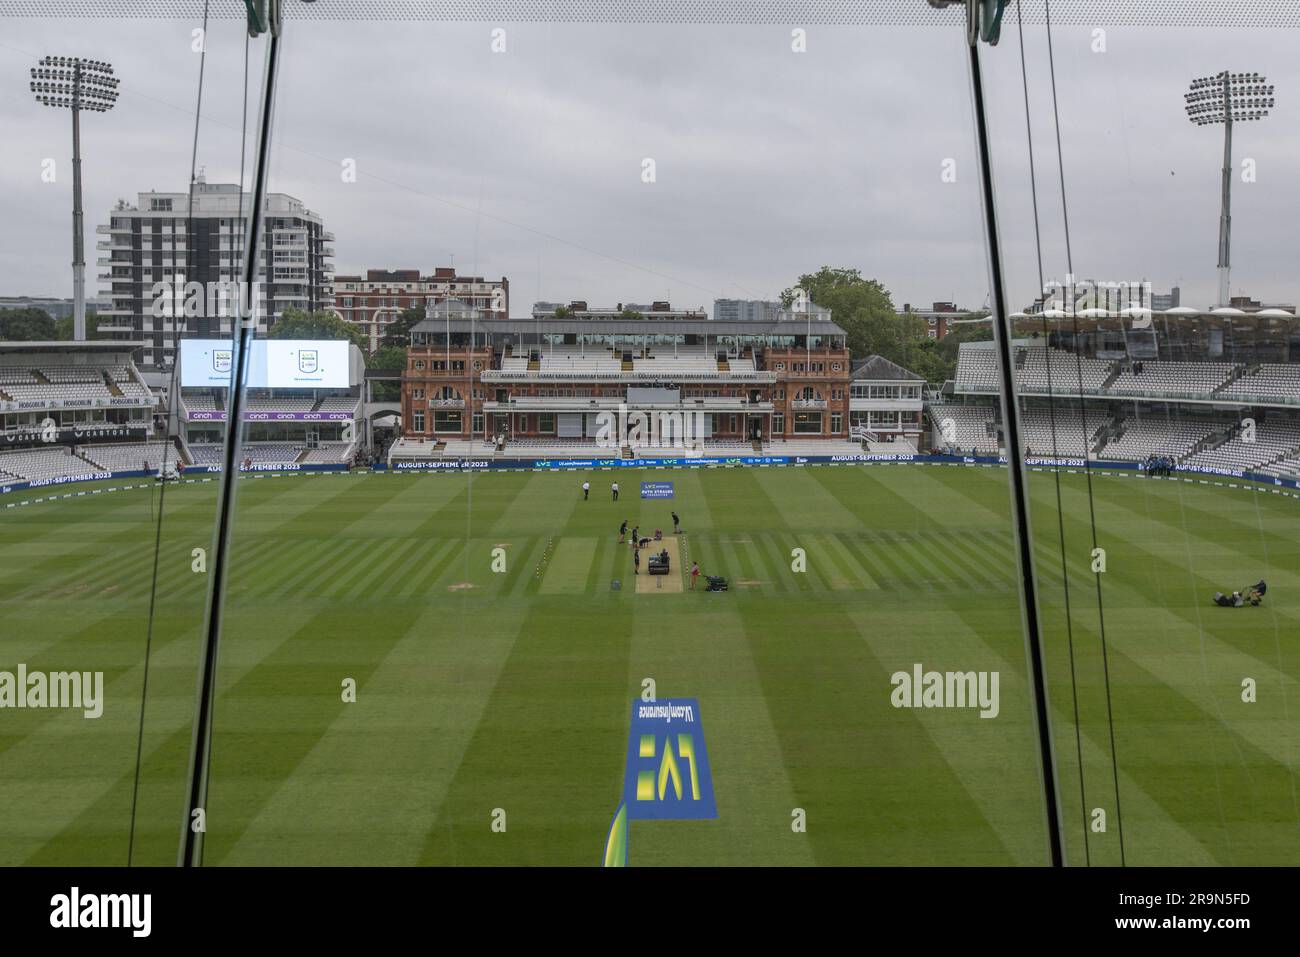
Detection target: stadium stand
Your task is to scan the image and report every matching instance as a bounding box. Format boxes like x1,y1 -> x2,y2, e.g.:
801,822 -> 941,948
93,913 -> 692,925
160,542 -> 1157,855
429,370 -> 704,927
1018,408 -> 1112,457
246,396 -> 316,412
1180,421 -> 1300,473
768,438 -> 868,457
702,439 -> 755,453
1017,345 -> 1112,393
953,346 -> 1000,393
500,437 -> 613,458
186,442 -> 306,466
315,395 -> 360,414
299,442 -> 354,464
1098,416 -> 1222,462
79,442 -> 181,472
1218,364 -> 1300,401
0,448 -> 106,482
931,405 -> 1000,453
1109,360 -> 1236,396
952,343 -> 1300,405
1264,452 -> 1300,477
187,444 -> 223,465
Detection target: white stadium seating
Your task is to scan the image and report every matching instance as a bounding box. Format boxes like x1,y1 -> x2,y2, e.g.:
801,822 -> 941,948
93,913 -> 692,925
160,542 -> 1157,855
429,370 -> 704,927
1099,417 -> 1221,462
1180,421 -> 1300,473
1110,361 -> 1236,395
80,443 -> 179,472
0,448 -> 106,483
1218,364 -> 1300,401
1016,346 -> 1112,393
930,405 -> 999,453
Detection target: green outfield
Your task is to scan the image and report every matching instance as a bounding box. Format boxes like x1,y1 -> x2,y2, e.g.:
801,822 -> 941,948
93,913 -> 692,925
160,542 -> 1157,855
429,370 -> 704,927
0,464 -> 1296,866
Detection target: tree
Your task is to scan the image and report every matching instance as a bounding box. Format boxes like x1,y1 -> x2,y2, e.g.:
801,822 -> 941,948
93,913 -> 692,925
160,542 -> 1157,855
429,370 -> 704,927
269,308 -> 367,351
0,307 -> 58,341
379,306 -> 425,350
781,266 -> 901,365
55,311 -> 109,341
367,344 -> 406,401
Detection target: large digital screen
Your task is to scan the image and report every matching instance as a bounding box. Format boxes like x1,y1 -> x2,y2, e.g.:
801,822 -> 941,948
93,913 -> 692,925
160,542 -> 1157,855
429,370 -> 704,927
180,340 -> 351,389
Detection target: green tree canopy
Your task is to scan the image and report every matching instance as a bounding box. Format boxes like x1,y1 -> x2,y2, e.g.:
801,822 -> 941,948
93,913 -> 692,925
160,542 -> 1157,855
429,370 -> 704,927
781,268 -> 992,385
270,308 -> 367,351
366,343 -> 407,401
781,266 -> 902,366
55,311 -> 110,341
379,306 -> 425,350
0,307 -> 58,341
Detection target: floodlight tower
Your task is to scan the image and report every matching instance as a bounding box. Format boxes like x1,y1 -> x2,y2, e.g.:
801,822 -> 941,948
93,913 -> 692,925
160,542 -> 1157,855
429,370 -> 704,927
29,56 -> 119,340
1184,71 -> 1274,307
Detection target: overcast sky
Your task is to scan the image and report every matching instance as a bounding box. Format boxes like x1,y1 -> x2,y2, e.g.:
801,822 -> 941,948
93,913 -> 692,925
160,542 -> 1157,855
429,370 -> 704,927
2,16 -> 1297,316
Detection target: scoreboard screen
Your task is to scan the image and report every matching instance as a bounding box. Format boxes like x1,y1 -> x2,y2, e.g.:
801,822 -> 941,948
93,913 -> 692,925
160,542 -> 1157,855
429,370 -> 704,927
180,339 -> 350,389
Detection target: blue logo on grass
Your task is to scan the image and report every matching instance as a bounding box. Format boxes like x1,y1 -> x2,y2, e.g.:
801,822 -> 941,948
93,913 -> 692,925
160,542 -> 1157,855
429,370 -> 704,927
640,481 -> 674,499
604,697 -> 716,866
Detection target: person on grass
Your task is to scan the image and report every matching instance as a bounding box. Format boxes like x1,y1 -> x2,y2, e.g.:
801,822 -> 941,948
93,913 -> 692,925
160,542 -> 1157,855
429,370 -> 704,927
691,561 -> 700,590
672,511 -> 681,534
582,481 -> 590,500
619,520 -> 628,544
612,481 -> 619,501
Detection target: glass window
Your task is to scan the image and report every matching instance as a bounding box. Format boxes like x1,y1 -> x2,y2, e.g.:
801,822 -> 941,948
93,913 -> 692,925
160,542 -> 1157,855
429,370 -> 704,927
9,1 -> 1290,879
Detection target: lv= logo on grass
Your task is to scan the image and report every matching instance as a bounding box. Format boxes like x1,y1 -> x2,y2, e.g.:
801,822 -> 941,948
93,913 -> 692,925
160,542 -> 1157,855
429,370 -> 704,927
604,697 -> 717,866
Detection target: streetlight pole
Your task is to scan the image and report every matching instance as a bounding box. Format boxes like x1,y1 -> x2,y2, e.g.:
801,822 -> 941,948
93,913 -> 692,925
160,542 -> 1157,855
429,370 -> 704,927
1185,71 -> 1274,306
30,56 -> 119,340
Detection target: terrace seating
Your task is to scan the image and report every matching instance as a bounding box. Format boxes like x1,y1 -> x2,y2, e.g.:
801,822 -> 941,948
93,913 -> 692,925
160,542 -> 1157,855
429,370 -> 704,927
0,361 -> 153,407
1017,408 -> 1112,457
188,443 -> 303,466
954,347 -> 1000,393
1016,346 -> 1113,393
1180,421 -> 1300,473
499,437 -> 612,458
80,442 -> 179,472
187,444 -> 223,465
1218,364 -> 1300,401
315,395 -> 360,414
769,438 -> 869,457
299,442 -> 354,464
1264,453 -> 1300,477
1100,417 -> 1222,462
0,448 -> 106,482
931,405 -> 999,453
1109,361 -> 1237,396
526,347 -> 623,377
702,439 -> 754,453
2,383 -> 114,402
245,395 -> 316,412
242,443 -> 303,465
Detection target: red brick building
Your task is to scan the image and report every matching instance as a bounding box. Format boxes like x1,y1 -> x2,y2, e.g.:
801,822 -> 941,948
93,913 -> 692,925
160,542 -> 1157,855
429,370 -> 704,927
330,267 -> 508,352
398,312 -> 852,450
900,301 -> 972,340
